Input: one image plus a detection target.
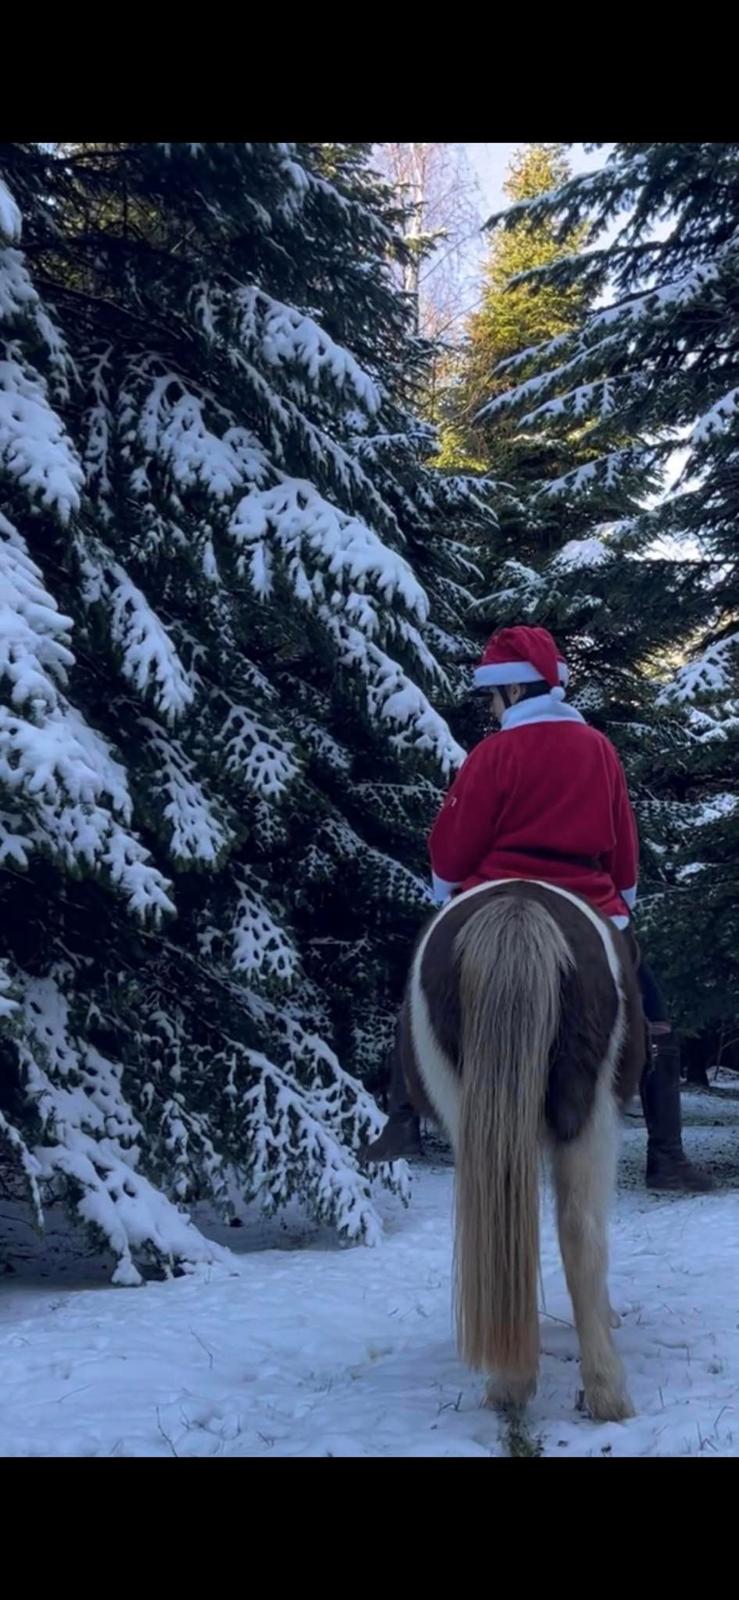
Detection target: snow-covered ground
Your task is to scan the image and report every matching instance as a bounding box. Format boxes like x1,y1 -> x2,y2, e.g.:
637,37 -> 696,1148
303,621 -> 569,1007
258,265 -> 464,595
1,1084 -> 738,1457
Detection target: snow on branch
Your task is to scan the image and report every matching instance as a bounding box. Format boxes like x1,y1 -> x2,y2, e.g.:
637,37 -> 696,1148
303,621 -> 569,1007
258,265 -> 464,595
551,538 -> 610,572
233,286 -> 381,414
0,809 -> 33,869
470,559 -> 546,616
114,613 -> 188,723
0,245 -> 76,403
137,718 -> 233,869
0,1104 -> 43,1230
80,347 -> 114,519
588,258 -> 722,336
480,332 -> 624,424
300,808 -> 429,909
230,875 -> 300,991
126,369 -> 270,501
690,793 -> 738,827
16,974 -> 228,1284
38,795 -> 174,921
0,179 -> 22,244
481,252 -> 730,433
268,1007 -> 411,1203
188,282 -> 396,527
322,611 -> 465,777
0,353 -> 83,522
275,145 -> 396,252
216,704 -> 300,801
647,791 -> 738,833
691,387 -> 739,446
495,329 -> 574,381
221,343 -> 398,529
80,548 -> 194,723
230,477 -> 428,623
521,376 -> 624,429
0,682 -> 174,921
536,445 -> 657,501
0,956 -> 19,1023
658,633 -> 739,705
237,1030 -> 408,1245
291,714 -> 352,776
0,512 -> 75,709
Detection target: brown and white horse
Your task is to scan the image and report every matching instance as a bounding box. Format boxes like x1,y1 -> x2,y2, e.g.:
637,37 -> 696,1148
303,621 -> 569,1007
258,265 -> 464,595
399,879 -> 645,1422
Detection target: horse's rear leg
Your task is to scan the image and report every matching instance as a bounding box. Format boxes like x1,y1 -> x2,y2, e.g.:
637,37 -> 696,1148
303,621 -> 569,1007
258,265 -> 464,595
485,1369 -> 538,1411
552,1082 -> 634,1422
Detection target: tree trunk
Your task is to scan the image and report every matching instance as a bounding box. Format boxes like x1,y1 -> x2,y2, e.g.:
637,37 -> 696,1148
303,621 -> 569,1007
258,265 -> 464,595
682,1033 -> 713,1089
685,1058 -> 711,1089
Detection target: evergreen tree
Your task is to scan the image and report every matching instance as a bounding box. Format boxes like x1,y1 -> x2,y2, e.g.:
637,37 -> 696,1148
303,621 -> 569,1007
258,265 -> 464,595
439,146 -> 654,765
474,142 -> 739,1044
0,143 -> 493,1277
438,144 -> 581,473
444,146 -> 650,568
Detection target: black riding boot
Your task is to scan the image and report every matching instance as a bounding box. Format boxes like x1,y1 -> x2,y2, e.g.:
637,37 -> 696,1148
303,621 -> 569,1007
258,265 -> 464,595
359,1024 -> 422,1165
641,1034 -> 714,1193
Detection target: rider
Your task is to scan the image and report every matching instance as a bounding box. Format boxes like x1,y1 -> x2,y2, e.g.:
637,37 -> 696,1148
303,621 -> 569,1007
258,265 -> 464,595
362,625 -> 712,1194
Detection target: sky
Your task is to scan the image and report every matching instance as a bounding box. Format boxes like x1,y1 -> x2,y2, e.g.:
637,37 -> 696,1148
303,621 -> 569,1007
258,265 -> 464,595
462,143 -> 609,220
444,144 -> 617,333
371,143 -> 619,335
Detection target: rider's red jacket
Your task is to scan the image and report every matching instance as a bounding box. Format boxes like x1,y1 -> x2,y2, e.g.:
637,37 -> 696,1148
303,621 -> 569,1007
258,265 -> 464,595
428,700 -> 638,923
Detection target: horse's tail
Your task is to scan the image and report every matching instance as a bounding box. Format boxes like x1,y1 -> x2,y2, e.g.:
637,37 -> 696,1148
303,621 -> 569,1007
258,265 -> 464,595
454,893 -> 573,1383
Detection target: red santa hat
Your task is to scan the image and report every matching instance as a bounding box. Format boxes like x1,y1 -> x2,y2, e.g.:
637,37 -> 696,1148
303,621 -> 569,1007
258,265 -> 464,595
473,625 -> 570,701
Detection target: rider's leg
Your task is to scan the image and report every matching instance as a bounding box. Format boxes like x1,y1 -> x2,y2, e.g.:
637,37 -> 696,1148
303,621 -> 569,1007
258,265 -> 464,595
638,958 -> 713,1193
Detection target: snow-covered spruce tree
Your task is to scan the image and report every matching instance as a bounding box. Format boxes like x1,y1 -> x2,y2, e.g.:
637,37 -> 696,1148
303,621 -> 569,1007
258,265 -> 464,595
437,145 -> 584,474
472,142 -> 739,1043
439,145 -> 661,758
0,144 -> 493,1276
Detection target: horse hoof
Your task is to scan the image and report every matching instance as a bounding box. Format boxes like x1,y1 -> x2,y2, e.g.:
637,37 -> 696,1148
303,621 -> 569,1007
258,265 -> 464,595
583,1381 -> 635,1423
485,1374 -> 537,1411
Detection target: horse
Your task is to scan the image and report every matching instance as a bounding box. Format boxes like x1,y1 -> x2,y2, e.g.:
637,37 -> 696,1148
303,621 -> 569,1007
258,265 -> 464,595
398,878 -> 646,1422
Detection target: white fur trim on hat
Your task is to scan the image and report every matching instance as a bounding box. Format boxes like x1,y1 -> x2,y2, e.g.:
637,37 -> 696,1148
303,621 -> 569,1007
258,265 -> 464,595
473,659 -> 569,689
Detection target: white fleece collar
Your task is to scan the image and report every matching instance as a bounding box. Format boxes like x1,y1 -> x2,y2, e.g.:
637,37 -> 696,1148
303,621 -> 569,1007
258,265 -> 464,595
500,694 -> 586,731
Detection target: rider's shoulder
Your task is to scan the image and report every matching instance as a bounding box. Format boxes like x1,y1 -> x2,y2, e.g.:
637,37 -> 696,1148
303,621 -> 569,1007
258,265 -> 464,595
475,730 -> 505,759
582,722 -> 622,761
460,732 -> 503,772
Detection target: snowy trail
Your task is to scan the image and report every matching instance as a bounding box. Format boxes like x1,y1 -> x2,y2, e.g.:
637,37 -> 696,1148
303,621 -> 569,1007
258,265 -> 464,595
1,1089 -> 738,1457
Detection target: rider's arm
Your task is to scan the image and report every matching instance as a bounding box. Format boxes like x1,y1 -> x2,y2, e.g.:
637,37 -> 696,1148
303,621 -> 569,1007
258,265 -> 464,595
428,740 -> 498,903
602,749 -> 639,910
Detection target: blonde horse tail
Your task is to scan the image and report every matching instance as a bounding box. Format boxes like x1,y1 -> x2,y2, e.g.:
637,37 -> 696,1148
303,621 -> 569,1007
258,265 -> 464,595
454,894 -> 573,1394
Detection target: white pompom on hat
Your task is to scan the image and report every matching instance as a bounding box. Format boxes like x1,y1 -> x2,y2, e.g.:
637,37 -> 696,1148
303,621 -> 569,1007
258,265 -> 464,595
473,625 -> 570,695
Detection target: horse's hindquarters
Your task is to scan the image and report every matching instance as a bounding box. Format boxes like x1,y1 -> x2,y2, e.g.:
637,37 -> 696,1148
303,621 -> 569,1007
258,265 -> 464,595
404,880 -> 636,1424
